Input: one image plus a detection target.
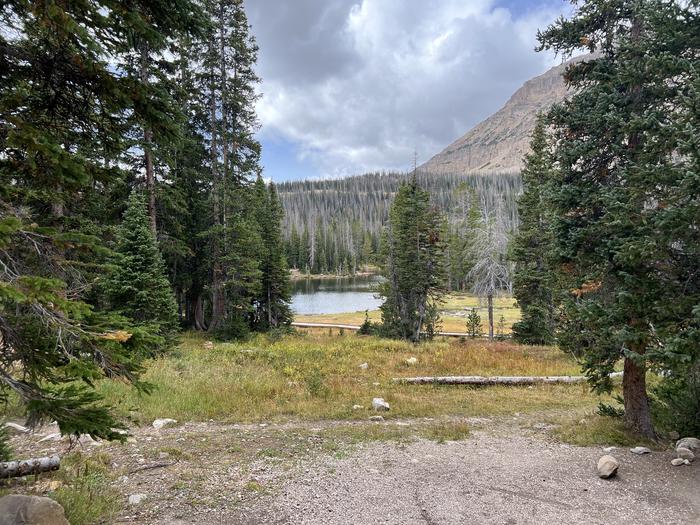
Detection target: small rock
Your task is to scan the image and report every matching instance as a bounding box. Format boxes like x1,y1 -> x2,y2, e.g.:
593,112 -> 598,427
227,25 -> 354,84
3,422 -> 29,434
405,357 -> 418,365
372,398 -> 390,411
597,455 -> 619,479
158,452 -> 170,459
630,446 -> 651,455
369,416 -> 384,422
0,494 -> 69,525
203,341 -> 214,350
152,418 -> 177,430
372,382 -> 380,386
358,362 -> 369,370
668,431 -> 680,441
128,494 -> 147,505
676,437 -> 700,451
671,458 -> 686,466
603,446 -> 616,453
352,405 -> 364,410
676,447 -> 695,462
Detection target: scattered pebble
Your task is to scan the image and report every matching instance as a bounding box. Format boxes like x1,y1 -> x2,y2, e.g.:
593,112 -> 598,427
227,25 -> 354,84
352,405 -> 364,410
358,362 -> 369,370
405,357 -> 418,365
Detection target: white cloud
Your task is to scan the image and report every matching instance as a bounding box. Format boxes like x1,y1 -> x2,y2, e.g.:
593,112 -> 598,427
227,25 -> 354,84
246,0 -> 566,177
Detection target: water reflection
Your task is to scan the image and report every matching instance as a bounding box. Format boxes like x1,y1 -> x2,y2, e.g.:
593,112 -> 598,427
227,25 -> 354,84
291,275 -> 384,315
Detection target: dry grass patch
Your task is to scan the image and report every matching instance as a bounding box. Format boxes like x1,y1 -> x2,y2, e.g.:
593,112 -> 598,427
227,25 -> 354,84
97,331 -> 598,425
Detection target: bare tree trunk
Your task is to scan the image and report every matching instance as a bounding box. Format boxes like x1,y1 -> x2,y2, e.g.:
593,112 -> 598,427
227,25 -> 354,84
487,294 -> 494,340
194,294 -> 207,331
208,32 -> 225,332
267,286 -> 273,327
140,44 -> 157,235
623,351 -> 655,439
1,456 -> 60,479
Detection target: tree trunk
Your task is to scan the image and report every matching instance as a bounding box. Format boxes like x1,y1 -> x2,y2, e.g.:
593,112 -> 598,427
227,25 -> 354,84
194,294 -> 207,331
393,373 -> 623,385
622,354 -> 655,439
140,44 -> 157,236
0,455 -> 60,479
487,294 -> 494,340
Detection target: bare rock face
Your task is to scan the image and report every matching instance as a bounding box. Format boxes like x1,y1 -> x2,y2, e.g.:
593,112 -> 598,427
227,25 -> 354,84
0,495 -> 69,525
421,54 -> 596,176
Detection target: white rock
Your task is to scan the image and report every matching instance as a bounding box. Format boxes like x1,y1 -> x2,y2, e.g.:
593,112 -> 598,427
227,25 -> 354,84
372,398 -> 390,411
203,341 -> 214,350
405,357 -> 418,365
369,415 -> 384,422
128,494 -> 147,505
352,405 -> 364,410
676,447 -> 695,462
597,455 -> 619,479
676,437 -> 700,451
152,418 -> 177,430
358,362 -> 369,370
3,422 -> 29,434
603,446 -> 616,453
671,458 -> 686,466
630,446 -> 651,455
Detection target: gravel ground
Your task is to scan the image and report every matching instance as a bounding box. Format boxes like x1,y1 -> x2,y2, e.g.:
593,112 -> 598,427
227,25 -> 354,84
240,432 -> 699,525
6,418 -> 699,524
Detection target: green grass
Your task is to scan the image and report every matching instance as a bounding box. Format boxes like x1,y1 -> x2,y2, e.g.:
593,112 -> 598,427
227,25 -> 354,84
549,412 -> 659,448
97,331 -> 600,424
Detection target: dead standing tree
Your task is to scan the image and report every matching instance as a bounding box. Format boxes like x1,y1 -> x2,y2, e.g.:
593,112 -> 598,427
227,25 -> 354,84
468,200 -> 512,339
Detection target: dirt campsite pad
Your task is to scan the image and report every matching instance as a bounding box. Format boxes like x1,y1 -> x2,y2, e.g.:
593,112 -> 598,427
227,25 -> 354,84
5,415 -> 699,524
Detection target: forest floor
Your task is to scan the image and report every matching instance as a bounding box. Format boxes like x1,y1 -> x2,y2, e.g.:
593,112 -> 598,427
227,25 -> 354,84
3,333 -> 696,524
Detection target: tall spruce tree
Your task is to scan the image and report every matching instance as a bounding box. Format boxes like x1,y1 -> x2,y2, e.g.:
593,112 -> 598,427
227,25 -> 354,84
538,0 -> 700,437
252,176 -> 292,329
379,177 -> 446,341
510,117 -> 556,345
0,1 -> 199,445
104,193 -> 179,350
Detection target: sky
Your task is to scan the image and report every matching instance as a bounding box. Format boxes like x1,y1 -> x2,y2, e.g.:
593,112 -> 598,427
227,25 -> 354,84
244,0 -> 571,182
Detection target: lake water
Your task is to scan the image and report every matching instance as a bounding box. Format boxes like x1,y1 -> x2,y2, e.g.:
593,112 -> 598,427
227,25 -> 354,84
291,275 -> 384,315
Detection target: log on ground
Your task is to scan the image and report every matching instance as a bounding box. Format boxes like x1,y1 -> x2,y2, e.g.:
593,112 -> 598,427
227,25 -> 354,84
393,372 -> 622,385
0,455 -> 60,479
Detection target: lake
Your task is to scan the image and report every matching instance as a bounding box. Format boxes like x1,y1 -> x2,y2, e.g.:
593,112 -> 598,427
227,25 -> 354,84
290,275 -> 384,315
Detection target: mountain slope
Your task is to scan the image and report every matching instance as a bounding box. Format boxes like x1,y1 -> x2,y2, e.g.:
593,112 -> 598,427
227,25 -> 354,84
421,54 -> 591,175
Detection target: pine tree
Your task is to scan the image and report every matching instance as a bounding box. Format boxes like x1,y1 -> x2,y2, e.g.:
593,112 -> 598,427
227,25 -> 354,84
0,1 -> 201,446
510,117 -> 556,345
379,177 -> 446,341
104,193 -> 179,349
252,176 -> 292,329
537,0 -> 700,437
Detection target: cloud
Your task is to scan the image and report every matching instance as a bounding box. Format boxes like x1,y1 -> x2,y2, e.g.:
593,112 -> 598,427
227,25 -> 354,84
245,0 -> 567,178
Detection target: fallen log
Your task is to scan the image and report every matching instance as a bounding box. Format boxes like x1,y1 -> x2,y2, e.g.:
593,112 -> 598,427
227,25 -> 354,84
0,455 -> 60,479
393,372 -> 622,386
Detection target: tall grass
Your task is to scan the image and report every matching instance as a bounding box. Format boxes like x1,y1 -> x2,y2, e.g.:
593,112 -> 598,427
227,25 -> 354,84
98,331 -> 600,424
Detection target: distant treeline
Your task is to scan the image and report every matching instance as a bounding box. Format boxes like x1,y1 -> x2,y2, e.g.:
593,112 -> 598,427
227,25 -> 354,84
277,171 -> 522,287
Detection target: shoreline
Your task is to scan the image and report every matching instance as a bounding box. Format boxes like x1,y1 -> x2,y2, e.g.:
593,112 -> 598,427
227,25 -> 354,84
289,267 -> 379,281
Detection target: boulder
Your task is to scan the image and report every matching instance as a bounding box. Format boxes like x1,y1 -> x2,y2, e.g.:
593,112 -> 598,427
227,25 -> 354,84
675,447 -> 695,462
152,418 -> 177,430
671,458 -> 687,466
372,398 -> 390,411
676,437 -> 700,452
630,447 -> 651,455
597,455 -> 619,479
0,495 -> 69,525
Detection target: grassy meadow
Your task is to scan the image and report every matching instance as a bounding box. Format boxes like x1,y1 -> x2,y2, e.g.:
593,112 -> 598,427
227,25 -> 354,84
294,292 -> 521,334
97,330 -> 607,425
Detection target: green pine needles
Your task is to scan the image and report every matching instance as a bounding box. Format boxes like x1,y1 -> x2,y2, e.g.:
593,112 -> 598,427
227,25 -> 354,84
104,192 -> 179,352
